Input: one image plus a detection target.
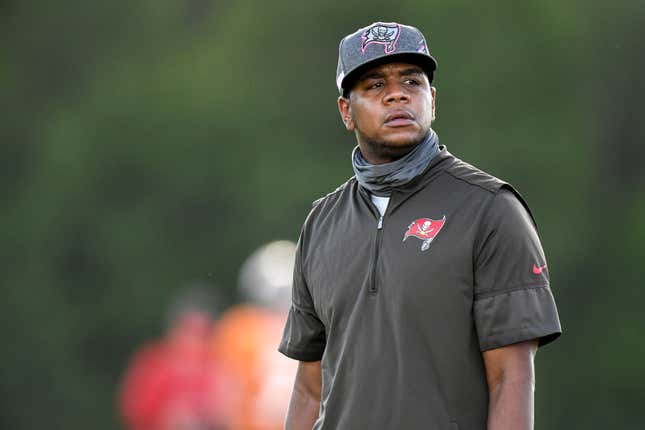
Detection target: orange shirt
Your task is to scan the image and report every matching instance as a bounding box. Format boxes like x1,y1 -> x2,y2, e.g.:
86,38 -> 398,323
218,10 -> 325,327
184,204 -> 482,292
211,305 -> 297,430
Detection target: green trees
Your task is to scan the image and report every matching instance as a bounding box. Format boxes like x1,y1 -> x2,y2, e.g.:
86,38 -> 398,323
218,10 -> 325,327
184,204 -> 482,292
1,1 -> 643,428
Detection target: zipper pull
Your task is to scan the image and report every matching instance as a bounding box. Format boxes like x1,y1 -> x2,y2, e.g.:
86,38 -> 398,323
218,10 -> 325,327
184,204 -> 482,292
377,216 -> 383,230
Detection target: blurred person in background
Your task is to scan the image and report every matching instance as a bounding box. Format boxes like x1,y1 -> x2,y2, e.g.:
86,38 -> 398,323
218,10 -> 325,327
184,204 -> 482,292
210,241 -> 298,430
118,287 -> 227,430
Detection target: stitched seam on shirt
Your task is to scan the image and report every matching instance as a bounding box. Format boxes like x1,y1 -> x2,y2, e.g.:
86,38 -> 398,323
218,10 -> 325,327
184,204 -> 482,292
484,327 -> 532,340
485,323 -> 557,337
472,190 -> 500,266
474,283 -> 550,300
443,169 -> 499,194
312,176 -> 356,207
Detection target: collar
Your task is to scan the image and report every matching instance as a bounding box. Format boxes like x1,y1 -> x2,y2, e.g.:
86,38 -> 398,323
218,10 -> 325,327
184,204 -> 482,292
356,145 -> 456,214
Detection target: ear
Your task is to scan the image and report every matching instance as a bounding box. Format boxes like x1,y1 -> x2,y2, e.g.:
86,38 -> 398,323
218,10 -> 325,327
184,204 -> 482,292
337,96 -> 355,132
430,86 -> 437,121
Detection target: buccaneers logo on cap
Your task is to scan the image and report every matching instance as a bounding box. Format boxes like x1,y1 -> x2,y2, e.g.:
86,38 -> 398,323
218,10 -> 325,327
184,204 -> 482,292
361,23 -> 401,54
403,216 -> 446,251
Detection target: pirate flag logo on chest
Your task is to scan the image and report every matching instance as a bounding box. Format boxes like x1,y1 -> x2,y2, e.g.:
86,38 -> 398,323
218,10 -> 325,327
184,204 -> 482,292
403,216 -> 446,251
361,23 -> 401,54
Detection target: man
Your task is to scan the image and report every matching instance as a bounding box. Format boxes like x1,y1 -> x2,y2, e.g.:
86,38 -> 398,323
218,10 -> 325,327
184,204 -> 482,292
211,241 -> 298,430
118,289 -> 226,430
279,22 -> 561,430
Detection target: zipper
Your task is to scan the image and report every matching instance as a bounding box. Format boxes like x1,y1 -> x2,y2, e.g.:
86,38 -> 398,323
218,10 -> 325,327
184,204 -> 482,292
369,215 -> 384,294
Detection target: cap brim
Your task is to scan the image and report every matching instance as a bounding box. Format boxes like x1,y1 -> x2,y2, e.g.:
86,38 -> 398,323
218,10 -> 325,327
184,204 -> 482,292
340,52 -> 438,95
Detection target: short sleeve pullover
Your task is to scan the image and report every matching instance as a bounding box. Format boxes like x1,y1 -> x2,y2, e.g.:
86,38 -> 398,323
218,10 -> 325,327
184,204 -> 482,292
473,189 -> 561,351
276,147 -> 562,429
279,236 -> 326,362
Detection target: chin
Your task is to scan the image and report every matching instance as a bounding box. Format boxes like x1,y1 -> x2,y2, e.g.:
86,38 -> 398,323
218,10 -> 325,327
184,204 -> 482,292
357,126 -> 428,161
382,130 -> 426,148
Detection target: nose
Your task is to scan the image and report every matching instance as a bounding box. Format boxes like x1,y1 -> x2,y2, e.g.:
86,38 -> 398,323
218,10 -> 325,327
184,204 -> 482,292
383,82 -> 409,104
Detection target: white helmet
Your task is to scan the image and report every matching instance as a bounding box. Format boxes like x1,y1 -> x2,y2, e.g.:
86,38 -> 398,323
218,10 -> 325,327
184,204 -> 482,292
238,240 -> 296,310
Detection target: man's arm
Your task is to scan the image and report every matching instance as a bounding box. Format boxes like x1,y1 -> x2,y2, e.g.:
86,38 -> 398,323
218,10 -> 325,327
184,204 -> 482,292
482,339 -> 538,430
285,360 -> 322,430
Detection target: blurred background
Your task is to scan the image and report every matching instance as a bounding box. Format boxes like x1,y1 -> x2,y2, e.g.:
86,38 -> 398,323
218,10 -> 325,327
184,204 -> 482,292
2,0 -> 644,429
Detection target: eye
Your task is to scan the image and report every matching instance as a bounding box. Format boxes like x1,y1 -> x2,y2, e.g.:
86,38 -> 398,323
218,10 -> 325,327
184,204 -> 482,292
368,81 -> 384,90
404,79 -> 420,86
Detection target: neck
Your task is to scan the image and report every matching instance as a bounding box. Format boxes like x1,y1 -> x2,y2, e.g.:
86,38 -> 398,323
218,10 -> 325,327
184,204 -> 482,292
355,131 -> 430,165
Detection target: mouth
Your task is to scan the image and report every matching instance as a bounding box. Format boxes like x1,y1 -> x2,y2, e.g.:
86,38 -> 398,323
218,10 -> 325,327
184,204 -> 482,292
384,110 -> 416,127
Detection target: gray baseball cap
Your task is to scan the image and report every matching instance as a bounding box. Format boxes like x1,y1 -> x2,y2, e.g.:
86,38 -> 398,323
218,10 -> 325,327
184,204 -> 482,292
336,22 -> 438,96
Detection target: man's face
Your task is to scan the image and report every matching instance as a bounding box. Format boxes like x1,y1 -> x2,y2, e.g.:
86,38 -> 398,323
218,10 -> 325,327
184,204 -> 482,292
338,62 -> 436,164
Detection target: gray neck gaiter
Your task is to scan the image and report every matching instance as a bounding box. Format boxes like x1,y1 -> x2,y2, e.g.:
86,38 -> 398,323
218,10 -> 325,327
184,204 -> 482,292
352,129 -> 440,196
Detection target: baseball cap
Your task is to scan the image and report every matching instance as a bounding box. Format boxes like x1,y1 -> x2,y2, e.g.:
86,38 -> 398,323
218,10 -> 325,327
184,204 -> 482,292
336,22 -> 438,96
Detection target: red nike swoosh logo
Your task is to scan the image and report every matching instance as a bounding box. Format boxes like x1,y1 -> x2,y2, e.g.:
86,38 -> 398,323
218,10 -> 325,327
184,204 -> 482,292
533,263 -> 547,275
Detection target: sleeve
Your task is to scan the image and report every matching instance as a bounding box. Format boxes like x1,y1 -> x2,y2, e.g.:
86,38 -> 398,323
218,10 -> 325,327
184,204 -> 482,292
473,188 -> 562,351
278,234 -> 326,361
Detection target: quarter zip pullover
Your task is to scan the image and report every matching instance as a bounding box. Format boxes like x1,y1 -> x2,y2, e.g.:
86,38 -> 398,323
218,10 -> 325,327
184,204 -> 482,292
280,146 -> 561,430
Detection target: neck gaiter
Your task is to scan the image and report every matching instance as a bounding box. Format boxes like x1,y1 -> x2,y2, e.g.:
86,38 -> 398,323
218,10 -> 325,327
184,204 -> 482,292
352,129 -> 440,196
